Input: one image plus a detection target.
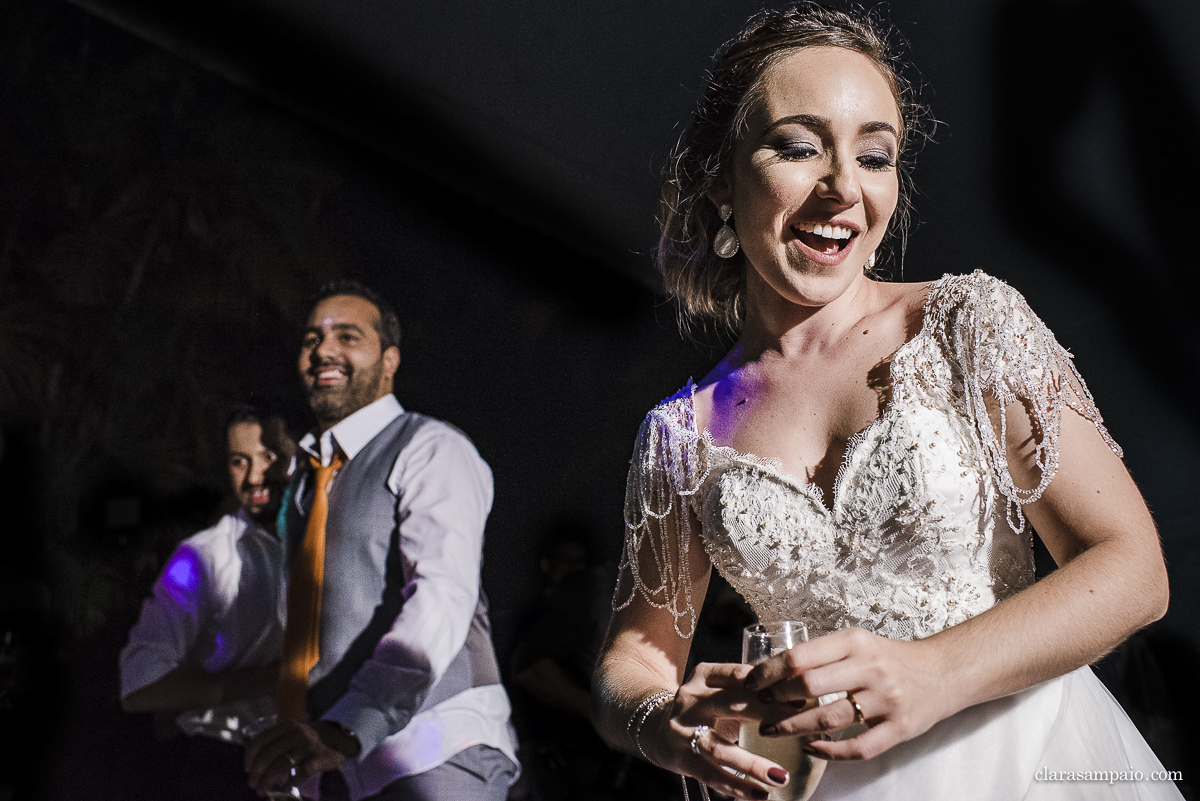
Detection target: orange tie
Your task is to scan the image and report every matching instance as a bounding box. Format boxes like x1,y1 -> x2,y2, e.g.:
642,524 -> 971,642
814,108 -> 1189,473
277,452 -> 344,721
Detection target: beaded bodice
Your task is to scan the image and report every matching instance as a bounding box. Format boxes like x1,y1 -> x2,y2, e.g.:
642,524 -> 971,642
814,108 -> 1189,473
616,272 -> 1120,640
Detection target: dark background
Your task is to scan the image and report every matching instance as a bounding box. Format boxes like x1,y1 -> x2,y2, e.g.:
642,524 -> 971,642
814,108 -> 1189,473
1,0 -> 1197,797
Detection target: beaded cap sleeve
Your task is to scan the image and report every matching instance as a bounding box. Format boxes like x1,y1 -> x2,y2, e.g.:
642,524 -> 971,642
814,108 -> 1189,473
929,271 -> 1121,529
615,271 -> 1121,641
614,386 -> 708,638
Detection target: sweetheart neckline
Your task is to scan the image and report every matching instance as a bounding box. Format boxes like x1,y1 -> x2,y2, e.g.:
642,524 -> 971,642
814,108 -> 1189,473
681,275 -> 950,514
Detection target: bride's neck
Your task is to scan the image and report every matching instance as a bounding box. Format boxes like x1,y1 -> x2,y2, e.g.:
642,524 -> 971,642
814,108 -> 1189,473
738,272 -> 877,360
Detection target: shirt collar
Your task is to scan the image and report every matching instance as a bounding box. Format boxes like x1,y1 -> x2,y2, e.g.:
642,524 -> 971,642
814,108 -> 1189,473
233,508 -> 271,539
298,394 -> 404,466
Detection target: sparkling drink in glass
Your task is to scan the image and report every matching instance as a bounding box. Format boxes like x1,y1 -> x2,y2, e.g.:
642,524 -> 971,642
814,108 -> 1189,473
739,621 -> 825,801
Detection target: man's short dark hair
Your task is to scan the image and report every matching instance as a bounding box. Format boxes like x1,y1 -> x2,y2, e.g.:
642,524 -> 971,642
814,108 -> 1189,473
225,403 -> 291,441
224,403 -> 295,460
306,279 -> 402,352
226,403 -> 267,432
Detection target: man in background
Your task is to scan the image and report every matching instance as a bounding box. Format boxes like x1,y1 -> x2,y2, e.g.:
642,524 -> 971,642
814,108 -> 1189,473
245,279 -> 518,800
120,407 -> 295,797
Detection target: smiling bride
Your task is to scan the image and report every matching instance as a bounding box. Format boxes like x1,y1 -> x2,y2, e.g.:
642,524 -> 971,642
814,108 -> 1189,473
592,4 -> 1182,800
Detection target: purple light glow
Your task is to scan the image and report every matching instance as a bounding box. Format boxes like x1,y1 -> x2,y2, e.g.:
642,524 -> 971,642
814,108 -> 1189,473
162,547 -> 203,614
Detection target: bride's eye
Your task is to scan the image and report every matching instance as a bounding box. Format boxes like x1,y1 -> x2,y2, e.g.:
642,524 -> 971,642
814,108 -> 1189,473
858,151 -> 895,171
774,140 -> 819,160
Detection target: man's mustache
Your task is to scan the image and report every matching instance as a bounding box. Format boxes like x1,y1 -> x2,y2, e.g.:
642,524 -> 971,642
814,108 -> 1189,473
307,359 -> 352,376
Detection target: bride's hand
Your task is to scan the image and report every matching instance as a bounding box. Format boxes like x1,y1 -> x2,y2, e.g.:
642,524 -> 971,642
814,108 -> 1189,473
646,662 -> 795,800
743,627 -> 953,761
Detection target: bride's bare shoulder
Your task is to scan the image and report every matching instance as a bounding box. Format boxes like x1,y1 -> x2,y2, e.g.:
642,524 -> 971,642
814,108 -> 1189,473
873,279 -> 937,335
885,278 -> 938,304
692,361 -> 733,432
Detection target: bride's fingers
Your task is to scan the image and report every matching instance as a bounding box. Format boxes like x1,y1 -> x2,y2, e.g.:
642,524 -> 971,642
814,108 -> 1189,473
802,719 -> 904,762
679,664 -> 790,724
762,649 -> 900,708
753,637 -> 917,710
690,728 -> 789,800
756,658 -> 860,705
744,628 -> 869,691
681,695 -> 792,733
694,661 -> 756,688
694,765 -> 770,801
758,691 -> 875,737
678,687 -> 789,726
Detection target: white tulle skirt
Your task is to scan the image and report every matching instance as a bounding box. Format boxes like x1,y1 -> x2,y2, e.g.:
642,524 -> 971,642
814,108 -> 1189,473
812,666 -> 1183,800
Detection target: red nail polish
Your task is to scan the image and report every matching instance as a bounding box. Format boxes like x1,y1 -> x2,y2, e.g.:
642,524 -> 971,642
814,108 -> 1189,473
759,723 -> 778,737
751,790 -> 769,800
767,767 -> 788,785
803,743 -> 820,756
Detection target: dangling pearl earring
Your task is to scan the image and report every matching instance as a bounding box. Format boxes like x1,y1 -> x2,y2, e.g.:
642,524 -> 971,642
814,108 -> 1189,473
713,204 -> 740,259
864,251 -> 877,273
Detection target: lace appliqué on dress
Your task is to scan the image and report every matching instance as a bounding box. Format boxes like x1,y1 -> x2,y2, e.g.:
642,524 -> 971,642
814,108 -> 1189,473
931,271 -> 1121,532
615,272 -> 1122,640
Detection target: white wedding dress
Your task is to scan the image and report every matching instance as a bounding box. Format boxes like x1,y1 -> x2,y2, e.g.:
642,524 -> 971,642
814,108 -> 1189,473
616,272 -> 1183,800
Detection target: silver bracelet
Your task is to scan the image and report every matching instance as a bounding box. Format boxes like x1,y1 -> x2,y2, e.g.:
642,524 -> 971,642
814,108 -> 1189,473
628,689 -> 675,762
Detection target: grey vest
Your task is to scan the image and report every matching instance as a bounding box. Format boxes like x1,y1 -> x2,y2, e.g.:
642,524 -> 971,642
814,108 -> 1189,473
285,411 -> 502,724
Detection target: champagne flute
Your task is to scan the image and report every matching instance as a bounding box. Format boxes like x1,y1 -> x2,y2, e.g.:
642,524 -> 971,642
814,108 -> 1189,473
739,622 -> 825,801
241,715 -> 304,801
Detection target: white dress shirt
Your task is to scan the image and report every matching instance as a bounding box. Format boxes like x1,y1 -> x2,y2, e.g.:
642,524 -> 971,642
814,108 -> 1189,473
295,394 -> 517,799
119,510 -> 285,741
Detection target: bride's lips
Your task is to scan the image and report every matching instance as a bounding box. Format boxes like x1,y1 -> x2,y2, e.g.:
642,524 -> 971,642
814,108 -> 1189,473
789,221 -> 860,266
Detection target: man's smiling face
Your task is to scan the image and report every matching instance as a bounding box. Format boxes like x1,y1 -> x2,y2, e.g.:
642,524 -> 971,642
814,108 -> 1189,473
298,294 -> 399,429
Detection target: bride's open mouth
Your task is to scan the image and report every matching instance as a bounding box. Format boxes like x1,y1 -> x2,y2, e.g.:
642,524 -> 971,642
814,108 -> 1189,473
792,222 -> 858,257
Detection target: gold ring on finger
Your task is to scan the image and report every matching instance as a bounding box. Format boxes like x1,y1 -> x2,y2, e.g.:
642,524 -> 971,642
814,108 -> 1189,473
846,691 -> 866,725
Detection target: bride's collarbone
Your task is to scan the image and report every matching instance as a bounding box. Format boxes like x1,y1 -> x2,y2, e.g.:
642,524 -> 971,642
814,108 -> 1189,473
697,379 -> 884,486
694,284 -> 928,498
700,320 -> 908,447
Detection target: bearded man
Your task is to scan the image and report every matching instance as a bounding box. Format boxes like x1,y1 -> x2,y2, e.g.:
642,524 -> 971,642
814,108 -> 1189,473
245,280 -> 518,801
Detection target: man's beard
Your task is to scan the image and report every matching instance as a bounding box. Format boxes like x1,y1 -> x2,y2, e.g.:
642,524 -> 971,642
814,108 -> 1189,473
306,358 -> 384,426
244,492 -> 282,528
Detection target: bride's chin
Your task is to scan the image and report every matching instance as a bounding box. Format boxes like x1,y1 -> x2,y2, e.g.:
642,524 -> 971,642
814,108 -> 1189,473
785,285 -> 851,309
760,268 -> 861,309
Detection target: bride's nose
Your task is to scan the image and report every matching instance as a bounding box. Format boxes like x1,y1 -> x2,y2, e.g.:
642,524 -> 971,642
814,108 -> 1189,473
815,154 -> 862,207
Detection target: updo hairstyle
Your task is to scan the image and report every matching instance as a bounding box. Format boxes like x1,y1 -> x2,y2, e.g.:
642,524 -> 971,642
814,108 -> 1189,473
656,2 -> 926,336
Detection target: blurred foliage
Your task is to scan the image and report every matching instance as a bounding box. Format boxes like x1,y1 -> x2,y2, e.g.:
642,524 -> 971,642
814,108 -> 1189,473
0,1 -> 344,637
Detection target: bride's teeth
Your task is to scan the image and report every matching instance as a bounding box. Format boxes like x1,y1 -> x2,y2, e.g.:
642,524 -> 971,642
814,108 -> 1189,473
799,223 -> 853,240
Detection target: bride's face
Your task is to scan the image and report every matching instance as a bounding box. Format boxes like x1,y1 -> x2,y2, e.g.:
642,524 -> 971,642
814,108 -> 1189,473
715,46 -> 901,308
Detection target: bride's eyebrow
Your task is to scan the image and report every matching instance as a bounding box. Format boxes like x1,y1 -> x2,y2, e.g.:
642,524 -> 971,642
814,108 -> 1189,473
761,115 -> 898,139
860,120 -> 898,137
763,113 -> 827,135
